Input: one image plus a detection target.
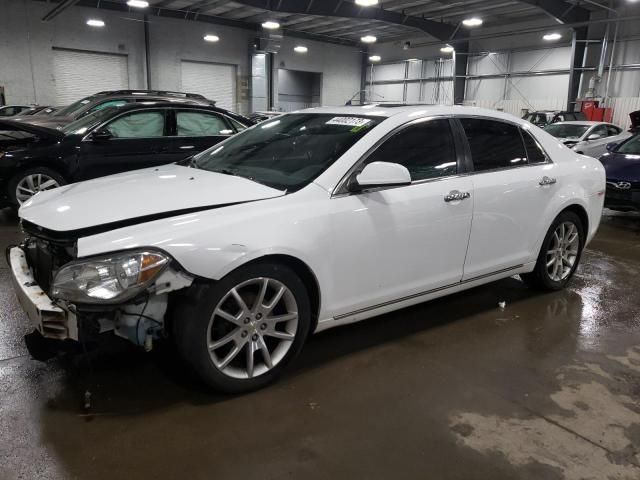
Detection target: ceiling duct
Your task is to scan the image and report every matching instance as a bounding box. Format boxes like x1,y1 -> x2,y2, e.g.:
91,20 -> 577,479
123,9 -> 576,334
256,26 -> 282,53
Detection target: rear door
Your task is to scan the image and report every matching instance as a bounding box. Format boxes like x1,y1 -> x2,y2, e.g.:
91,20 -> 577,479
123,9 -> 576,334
77,108 -> 174,180
162,109 -> 236,161
459,117 -> 558,280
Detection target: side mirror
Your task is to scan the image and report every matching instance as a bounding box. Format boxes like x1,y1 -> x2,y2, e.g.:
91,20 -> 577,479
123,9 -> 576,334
606,142 -> 618,152
587,133 -> 602,141
349,161 -> 412,192
91,129 -> 112,141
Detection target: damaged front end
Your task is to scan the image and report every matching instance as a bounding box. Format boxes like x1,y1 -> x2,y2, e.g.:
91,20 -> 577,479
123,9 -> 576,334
8,224 -> 193,359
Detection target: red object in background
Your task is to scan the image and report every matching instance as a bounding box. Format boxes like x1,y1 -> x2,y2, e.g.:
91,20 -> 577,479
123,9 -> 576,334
579,100 -> 612,123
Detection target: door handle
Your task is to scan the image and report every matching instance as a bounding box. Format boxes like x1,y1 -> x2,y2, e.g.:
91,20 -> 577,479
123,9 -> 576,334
444,190 -> 471,202
539,176 -> 557,186
180,145 -> 195,150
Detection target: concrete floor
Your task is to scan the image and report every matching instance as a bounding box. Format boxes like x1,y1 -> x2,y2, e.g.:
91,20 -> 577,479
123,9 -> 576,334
1,209 -> 639,480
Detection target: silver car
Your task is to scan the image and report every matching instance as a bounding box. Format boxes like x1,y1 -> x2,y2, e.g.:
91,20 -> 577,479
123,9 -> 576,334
544,121 -> 631,158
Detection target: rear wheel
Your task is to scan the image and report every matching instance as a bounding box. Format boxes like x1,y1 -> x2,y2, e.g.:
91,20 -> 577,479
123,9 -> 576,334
521,211 -> 584,291
173,262 -> 311,393
8,167 -> 66,206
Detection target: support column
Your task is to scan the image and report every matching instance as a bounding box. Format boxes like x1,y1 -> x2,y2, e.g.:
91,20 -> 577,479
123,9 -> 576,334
567,27 -> 588,111
453,41 -> 469,105
144,14 -> 152,89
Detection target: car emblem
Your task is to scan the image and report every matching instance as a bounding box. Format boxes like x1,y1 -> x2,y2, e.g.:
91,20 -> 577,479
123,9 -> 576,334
615,182 -> 632,190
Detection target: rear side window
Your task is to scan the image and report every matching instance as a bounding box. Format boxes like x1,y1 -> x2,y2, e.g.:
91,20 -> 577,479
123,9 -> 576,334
176,111 -> 231,136
606,125 -> 621,136
460,118 -> 527,171
364,119 -> 457,181
521,129 -> 548,164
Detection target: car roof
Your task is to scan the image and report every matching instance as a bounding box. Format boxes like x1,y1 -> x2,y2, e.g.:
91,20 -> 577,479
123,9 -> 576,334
290,104 -> 532,124
94,101 -> 252,124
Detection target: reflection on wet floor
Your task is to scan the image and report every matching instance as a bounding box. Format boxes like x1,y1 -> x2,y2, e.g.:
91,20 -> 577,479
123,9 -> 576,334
0,209 -> 639,479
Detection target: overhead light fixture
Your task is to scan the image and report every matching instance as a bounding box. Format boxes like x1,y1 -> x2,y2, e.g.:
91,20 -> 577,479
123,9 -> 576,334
361,35 -> 377,43
203,34 -> 219,42
462,17 -> 483,27
355,0 -> 379,6
262,21 -> 280,29
440,45 -> 454,53
86,19 -> 105,27
406,58 -> 419,62
126,0 -> 149,7
294,45 -> 308,53
369,55 -> 381,62
543,32 -> 562,41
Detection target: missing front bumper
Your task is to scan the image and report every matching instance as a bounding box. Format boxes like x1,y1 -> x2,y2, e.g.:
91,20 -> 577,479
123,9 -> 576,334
8,247 -> 78,341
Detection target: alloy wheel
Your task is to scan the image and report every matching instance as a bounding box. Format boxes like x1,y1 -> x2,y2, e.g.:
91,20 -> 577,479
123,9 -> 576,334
546,221 -> 580,282
207,277 -> 299,379
15,174 -> 61,204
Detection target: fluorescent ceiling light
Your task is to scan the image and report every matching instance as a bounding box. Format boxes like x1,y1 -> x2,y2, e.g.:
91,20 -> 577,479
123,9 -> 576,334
369,55 -> 381,62
86,19 -> 105,27
204,34 -> 220,42
262,21 -> 280,29
361,35 -> 377,43
543,32 -> 562,41
294,45 -> 308,53
406,58 -> 419,62
127,0 -> 149,7
355,0 -> 379,6
440,45 -> 454,53
462,17 -> 483,27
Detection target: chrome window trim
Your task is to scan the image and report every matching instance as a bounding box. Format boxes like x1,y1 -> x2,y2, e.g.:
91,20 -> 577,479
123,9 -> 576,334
331,115 -> 460,198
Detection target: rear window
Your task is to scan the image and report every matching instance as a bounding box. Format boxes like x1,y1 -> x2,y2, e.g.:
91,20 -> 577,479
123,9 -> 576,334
460,118 -> 527,171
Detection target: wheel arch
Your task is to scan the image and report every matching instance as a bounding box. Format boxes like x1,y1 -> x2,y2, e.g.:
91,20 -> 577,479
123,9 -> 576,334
237,254 -> 322,335
561,203 -> 589,236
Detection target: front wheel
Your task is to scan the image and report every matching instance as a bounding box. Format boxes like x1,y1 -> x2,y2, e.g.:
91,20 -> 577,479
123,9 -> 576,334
8,167 -> 66,206
521,211 -> 585,291
173,262 -> 311,393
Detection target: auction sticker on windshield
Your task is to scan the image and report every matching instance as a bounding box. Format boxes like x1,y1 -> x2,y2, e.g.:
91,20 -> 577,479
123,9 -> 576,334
326,117 -> 372,127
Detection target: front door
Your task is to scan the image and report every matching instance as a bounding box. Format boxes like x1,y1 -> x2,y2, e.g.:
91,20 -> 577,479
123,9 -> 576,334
77,109 -> 174,180
326,118 -> 474,318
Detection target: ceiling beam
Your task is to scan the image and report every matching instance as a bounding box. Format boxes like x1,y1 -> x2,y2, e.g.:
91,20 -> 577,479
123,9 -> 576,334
42,0 -> 81,21
230,0 -> 457,40
515,0 -> 591,24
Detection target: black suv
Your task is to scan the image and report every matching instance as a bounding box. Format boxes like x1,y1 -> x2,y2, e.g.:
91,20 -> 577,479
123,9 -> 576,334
0,102 -> 252,206
12,90 -> 218,129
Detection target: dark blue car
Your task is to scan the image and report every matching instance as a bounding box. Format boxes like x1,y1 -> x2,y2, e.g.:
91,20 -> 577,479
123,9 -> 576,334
600,134 -> 640,211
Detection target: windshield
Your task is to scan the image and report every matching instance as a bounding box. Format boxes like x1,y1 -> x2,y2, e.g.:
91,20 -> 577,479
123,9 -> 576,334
59,106 -> 120,135
192,113 -> 382,191
617,135 -> 640,155
544,124 -> 589,140
54,98 -> 92,117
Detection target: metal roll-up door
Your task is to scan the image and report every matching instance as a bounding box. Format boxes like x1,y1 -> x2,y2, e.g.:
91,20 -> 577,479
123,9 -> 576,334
52,48 -> 129,105
181,60 -> 236,111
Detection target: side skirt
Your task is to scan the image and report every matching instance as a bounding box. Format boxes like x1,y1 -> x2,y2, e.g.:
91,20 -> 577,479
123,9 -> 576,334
314,262 -> 535,333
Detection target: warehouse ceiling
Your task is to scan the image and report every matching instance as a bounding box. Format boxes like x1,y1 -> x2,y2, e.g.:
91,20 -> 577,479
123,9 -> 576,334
43,0 -> 622,45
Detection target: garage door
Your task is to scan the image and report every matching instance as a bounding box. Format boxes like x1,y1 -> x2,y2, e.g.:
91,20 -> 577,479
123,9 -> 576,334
52,48 -> 129,106
181,61 -> 236,111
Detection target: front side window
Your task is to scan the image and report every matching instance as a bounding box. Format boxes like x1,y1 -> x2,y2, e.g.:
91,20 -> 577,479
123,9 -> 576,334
192,113 -> 382,192
460,118 -> 527,171
606,125 -> 621,136
105,111 -> 165,138
617,135 -> 640,154
521,128 -> 548,164
364,119 -> 457,181
176,111 -> 230,136
590,125 -> 608,139
544,123 -> 590,140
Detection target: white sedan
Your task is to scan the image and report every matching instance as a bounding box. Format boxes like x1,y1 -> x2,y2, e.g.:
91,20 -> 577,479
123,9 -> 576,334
10,105 -> 605,392
544,121 -> 631,158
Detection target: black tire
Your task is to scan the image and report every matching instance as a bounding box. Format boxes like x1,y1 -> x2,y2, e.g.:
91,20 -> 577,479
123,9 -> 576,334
8,167 -> 66,207
521,210 -> 585,291
172,262 -> 311,393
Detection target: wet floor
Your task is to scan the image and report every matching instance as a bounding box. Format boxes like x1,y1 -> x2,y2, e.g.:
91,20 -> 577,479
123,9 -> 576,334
1,209 -> 639,479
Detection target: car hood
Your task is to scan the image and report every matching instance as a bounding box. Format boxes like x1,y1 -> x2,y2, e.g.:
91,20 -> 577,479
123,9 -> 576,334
600,153 -> 640,182
19,164 -> 285,233
0,119 -> 64,141
10,115 -> 73,129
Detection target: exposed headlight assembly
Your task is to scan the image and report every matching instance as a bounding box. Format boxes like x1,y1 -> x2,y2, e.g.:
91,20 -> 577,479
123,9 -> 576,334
51,251 -> 169,304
